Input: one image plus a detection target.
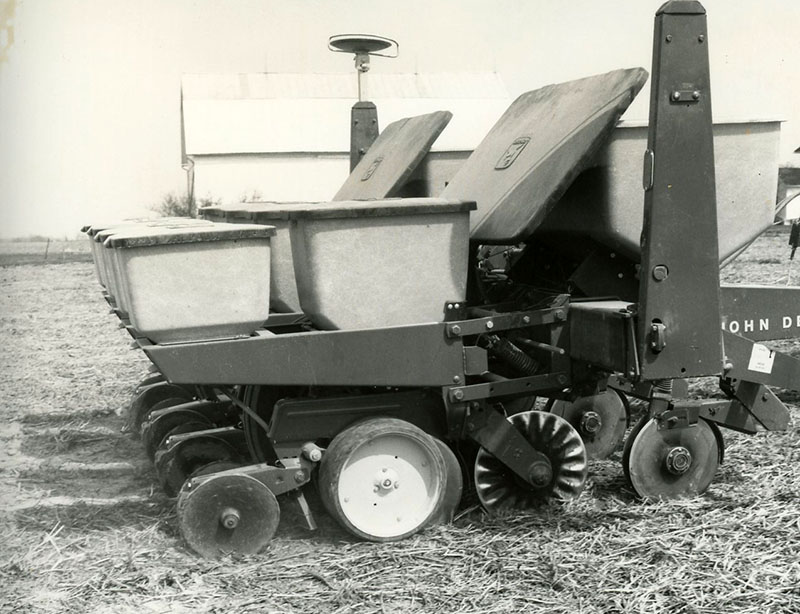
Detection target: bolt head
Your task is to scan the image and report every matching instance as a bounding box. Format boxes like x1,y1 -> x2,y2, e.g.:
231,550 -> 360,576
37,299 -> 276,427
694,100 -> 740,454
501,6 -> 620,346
453,390 -> 464,401
652,265 -> 669,281
671,91 -> 682,101
523,316 -> 531,324
692,90 -> 701,100
450,324 -> 462,335
528,461 -> 552,487
453,375 -> 462,384
665,34 -> 673,42
486,320 -> 494,330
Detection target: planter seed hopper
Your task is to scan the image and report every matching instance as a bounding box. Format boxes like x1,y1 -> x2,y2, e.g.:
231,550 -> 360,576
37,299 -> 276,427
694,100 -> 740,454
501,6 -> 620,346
83,1 -> 800,558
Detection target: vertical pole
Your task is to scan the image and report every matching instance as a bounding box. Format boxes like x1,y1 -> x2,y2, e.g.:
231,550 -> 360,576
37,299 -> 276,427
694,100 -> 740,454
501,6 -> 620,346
637,0 -> 722,380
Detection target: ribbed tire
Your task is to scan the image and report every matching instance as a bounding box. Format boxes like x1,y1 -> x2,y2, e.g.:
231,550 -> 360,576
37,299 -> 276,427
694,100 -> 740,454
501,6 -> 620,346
432,439 -> 464,525
318,418 -> 446,542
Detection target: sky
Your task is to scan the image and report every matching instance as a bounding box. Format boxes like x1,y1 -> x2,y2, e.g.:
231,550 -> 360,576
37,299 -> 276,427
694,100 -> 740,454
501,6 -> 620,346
0,0 -> 798,238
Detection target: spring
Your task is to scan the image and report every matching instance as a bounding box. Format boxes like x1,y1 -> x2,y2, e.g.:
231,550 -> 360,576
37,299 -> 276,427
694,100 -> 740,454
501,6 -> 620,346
652,379 -> 673,394
480,335 -> 539,375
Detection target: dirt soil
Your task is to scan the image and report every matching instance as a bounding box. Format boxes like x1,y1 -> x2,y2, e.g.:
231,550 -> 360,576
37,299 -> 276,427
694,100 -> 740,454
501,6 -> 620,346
0,231 -> 798,613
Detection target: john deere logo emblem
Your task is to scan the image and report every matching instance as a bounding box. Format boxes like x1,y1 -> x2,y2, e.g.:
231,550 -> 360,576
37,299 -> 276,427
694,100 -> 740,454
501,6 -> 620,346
495,137 -> 530,170
361,156 -> 383,181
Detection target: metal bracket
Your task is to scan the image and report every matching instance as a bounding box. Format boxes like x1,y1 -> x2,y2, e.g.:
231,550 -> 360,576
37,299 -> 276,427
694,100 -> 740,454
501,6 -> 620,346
185,457 -> 315,498
669,88 -> 701,103
464,404 -> 551,488
447,372 -> 568,403
649,322 -> 667,353
463,346 -> 488,376
445,304 -> 568,339
655,403 -> 699,431
444,301 -> 469,321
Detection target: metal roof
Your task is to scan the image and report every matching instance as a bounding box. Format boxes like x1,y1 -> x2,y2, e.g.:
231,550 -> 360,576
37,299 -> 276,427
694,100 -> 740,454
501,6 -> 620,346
181,72 -> 510,156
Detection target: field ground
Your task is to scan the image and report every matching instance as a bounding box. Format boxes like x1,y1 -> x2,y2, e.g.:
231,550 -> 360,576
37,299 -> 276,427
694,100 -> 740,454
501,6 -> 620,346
0,232 -> 798,613
0,239 -> 92,267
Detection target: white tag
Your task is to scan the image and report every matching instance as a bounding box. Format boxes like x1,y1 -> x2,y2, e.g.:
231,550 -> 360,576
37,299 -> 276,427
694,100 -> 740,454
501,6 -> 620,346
747,343 -> 775,374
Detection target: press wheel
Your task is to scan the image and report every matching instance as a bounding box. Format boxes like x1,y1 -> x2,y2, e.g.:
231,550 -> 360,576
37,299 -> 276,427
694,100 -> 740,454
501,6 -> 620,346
474,410 -> 587,512
623,416 -> 720,500
432,440 -> 464,524
178,473 -> 279,558
318,418 -> 446,542
549,389 -> 628,460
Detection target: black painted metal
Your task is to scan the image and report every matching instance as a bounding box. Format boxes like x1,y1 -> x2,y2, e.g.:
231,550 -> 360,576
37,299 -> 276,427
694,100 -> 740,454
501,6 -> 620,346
447,372 -> 568,403
268,389 -> 447,449
722,331 -> 800,391
350,101 -> 379,171
466,405 -> 552,486
720,285 -> 800,341
638,1 -> 723,379
142,323 -> 464,387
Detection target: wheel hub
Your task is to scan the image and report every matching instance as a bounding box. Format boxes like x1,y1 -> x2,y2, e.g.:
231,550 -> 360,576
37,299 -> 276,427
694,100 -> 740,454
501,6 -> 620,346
375,467 -> 400,491
579,410 -> 602,436
665,446 -> 692,475
528,459 -> 553,487
220,507 -> 241,529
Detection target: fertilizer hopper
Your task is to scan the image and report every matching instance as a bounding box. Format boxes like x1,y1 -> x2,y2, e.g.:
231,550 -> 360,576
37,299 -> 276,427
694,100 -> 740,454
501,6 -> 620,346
199,110 -> 454,313
536,119 -> 781,266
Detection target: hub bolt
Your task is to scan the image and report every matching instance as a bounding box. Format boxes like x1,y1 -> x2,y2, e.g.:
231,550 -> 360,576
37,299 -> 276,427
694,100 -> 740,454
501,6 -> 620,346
665,446 -> 692,475
375,468 -> 400,491
529,460 -> 553,488
580,411 -> 602,436
220,507 -> 241,530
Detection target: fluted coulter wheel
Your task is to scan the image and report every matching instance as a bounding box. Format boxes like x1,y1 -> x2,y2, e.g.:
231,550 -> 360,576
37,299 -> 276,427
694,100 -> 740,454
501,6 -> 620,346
474,410 -> 588,512
319,418 -> 447,542
178,473 -> 279,558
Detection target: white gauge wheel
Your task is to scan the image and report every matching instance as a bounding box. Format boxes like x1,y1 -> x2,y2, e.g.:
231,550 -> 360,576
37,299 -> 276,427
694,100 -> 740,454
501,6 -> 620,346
319,418 -> 446,542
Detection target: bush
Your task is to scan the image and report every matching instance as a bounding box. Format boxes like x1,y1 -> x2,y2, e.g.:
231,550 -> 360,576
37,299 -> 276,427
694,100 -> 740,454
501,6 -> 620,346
150,192 -> 220,218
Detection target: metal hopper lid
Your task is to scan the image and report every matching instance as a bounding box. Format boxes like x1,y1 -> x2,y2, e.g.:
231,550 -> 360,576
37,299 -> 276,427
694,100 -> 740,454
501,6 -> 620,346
441,67 -> 648,244
286,197 -> 476,220
333,111 -> 453,201
92,219 -> 214,242
104,223 -> 276,248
